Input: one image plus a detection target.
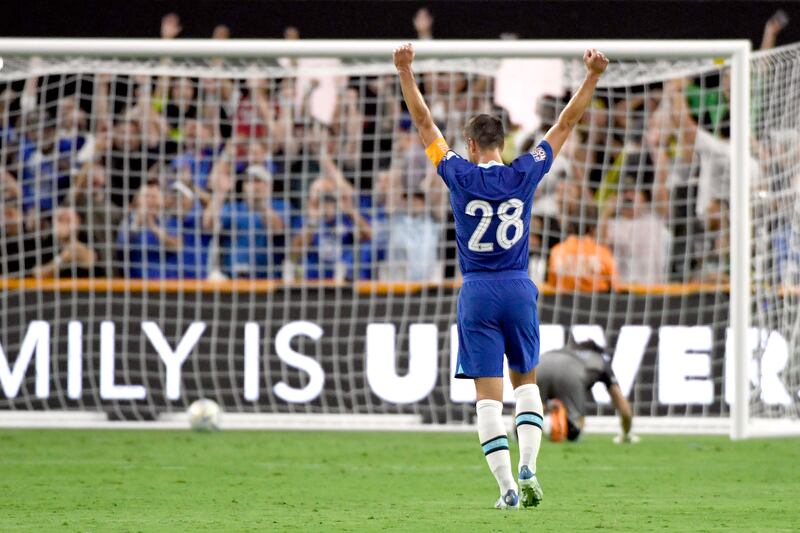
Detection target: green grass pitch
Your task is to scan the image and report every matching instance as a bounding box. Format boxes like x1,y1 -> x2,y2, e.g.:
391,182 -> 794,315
0,429 -> 798,532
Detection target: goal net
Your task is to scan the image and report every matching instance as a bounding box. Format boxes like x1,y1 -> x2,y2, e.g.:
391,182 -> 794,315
748,44 -> 800,435
0,40 -> 796,436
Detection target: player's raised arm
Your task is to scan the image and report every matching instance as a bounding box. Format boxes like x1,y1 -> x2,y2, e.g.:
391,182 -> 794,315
543,48 -> 609,159
393,44 -> 448,162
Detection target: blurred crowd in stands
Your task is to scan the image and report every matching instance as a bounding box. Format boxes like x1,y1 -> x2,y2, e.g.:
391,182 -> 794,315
0,9 -> 795,289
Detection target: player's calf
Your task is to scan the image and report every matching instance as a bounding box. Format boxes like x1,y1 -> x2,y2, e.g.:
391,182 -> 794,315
514,384 -> 544,508
514,384 -> 543,473
476,399 -> 518,502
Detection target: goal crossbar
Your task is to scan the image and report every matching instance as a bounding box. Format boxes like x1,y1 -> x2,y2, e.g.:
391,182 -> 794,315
0,38 -> 750,59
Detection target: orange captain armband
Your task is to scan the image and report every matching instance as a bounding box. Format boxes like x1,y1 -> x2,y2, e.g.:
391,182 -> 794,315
425,138 -> 449,167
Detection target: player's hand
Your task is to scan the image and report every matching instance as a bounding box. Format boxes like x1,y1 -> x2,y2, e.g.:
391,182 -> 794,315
613,432 -> 640,444
584,48 -> 609,76
393,43 -> 415,71
765,10 -> 789,36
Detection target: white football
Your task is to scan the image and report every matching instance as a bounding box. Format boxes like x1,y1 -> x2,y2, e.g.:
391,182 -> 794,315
188,398 -> 221,432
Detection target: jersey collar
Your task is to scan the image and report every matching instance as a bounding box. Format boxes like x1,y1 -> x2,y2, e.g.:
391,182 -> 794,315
477,160 -> 503,168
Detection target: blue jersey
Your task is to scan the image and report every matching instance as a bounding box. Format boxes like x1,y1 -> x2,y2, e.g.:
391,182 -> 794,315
437,141 -> 553,277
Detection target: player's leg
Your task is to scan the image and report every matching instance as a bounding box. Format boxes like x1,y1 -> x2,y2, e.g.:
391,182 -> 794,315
509,369 -> 544,508
535,371 -> 568,442
558,381 -> 587,442
503,278 -> 544,508
474,377 -> 518,509
509,369 -> 544,475
546,398 -> 570,442
539,356 -> 585,442
457,282 -> 518,509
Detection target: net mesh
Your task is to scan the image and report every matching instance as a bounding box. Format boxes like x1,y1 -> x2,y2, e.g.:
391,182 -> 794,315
0,45 -> 797,432
750,45 -> 800,425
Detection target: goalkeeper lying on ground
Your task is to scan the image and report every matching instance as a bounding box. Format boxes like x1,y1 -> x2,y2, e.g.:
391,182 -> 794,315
537,336 -> 638,444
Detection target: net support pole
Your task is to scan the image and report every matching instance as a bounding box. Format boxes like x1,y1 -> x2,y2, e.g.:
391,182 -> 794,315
729,42 -> 752,440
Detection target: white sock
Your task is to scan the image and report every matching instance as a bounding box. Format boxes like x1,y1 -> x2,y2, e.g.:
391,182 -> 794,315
476,399 -> 516,495
514,384 -> 543,474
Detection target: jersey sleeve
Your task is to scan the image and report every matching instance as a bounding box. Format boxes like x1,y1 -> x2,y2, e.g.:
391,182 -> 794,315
510,140 -> 554,186
425,138 -> 474,189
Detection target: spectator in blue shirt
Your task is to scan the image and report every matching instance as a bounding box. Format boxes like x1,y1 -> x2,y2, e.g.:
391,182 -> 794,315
356,169 -> 400,280
219,165 -> 289,279
116,182 -> 181,278
234,140 -> 279,181
20,111 -> 79,223
292,155 -> 372,280
172,119 -> 220,192
165,181 -> 212,279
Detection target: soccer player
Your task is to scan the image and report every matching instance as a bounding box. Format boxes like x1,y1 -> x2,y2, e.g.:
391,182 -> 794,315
537,337 -> 637,444
393,43 -> 608,509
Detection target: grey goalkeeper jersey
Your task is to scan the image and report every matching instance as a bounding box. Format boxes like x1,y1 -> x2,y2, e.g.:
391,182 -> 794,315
536,348 -> 618,422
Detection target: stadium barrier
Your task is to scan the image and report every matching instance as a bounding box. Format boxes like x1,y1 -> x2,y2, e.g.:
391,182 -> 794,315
0,285 -> 795,431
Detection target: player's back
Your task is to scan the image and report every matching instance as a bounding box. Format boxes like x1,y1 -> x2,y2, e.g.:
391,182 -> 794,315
438,141 -> 554,381
436,142 -> 553,278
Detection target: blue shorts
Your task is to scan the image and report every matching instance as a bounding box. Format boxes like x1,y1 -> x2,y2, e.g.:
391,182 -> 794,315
455,270 -> 540,379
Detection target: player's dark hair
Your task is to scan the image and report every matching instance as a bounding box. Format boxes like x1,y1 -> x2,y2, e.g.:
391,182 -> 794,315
567,334 -> 606,355
463,114 -> 505,151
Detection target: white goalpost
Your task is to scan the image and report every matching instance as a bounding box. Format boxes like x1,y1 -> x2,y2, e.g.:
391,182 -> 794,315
0,38 -> 796,439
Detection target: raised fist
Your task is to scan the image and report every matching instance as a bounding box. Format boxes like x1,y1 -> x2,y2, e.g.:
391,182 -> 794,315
393,43 -> 415,71
584,48 -> 609,76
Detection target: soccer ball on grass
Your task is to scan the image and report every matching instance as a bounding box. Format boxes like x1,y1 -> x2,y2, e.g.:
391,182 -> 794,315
188,398 -> 221,432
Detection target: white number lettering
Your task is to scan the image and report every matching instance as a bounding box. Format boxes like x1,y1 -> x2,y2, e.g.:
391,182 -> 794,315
496,199 -> 525,249
465,198 -> 525,252
465,200 -> 494,252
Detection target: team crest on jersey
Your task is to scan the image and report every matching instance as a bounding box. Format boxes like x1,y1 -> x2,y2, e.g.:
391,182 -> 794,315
533,146 -> 547,162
